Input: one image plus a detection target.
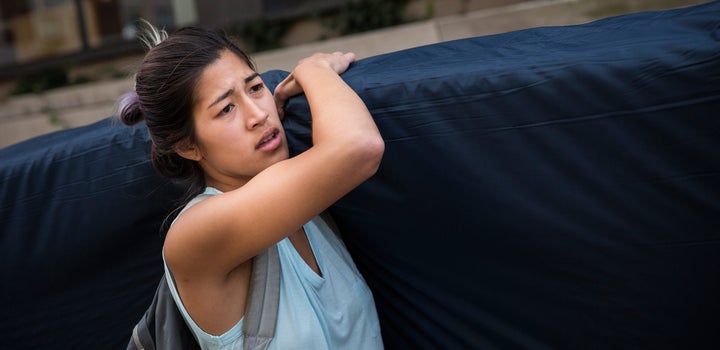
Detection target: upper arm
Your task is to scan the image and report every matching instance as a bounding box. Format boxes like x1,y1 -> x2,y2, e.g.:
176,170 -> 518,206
164,140 -> 382,280
165,56 -> 384,282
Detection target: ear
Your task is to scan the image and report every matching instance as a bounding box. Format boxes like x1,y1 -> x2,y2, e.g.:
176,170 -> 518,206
174,139 -> 202,161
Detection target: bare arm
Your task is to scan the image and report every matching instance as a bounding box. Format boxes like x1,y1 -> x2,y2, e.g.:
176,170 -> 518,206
164,52 -> 383,280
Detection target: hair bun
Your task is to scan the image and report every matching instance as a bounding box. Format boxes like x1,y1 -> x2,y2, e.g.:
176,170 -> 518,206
117,91 -> 145,125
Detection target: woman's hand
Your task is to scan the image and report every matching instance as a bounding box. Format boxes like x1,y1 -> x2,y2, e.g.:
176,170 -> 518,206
274,52 -> 356,119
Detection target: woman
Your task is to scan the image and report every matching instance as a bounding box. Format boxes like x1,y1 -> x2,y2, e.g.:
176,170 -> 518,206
119,22 -> 385,349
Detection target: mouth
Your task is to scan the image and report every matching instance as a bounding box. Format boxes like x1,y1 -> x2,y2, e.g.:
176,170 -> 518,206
256,128 -> 281,151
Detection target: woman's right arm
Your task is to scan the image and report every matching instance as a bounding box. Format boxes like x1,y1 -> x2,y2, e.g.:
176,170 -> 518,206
164,53 -> 384,279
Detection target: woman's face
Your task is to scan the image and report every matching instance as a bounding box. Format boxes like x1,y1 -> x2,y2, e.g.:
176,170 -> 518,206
184,49 -> 289,191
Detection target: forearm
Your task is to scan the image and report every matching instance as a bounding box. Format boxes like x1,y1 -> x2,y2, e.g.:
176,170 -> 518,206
292,60 -> 381,149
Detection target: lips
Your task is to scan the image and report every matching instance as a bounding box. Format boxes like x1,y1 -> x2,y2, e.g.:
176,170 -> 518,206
256,128 -> 281,151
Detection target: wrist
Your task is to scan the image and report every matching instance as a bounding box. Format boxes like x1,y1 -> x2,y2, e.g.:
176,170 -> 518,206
293,60 -> 335,81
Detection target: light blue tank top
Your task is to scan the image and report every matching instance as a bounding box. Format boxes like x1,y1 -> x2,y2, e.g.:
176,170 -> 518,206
163,187 -> 383,350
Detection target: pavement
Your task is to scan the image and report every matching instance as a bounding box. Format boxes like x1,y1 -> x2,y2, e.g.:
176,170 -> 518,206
0,0 -> 707,149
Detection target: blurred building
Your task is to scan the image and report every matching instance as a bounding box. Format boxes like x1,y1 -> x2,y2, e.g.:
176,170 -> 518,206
0,0 -> 344,79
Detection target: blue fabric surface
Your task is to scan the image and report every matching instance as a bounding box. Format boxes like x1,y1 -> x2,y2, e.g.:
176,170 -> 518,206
274,2 -> 720,349
0,120 -> 185,348
1,1 -> 719,349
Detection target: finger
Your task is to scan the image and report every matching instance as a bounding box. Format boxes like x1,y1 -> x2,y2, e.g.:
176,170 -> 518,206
276,102 -> 286,120
274,91 -> 287,120
274,92 -> 288,121
274,73 -> 299,120
273,73 -> 298,100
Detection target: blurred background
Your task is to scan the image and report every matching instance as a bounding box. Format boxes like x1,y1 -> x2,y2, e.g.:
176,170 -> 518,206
0,0 -> 708,149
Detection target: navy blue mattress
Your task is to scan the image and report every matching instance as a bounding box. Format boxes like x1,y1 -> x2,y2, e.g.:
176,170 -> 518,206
2,1 -> 719,349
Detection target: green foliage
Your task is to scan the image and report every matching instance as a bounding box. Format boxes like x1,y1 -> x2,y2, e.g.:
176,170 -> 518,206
11,66 -> 69,95
226,17 -> 294,52
424,0 -> 435,19
73,75 -> 92,84
224,0 -> 412,52
10,65 -> 97,96
331,0 -> 410,35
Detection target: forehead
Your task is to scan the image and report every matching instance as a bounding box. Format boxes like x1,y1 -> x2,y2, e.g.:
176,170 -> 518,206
194,50 -> 255,102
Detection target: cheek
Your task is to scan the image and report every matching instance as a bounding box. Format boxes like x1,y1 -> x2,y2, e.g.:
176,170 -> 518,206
261,94 -> 279,117
195,123 -> 242,157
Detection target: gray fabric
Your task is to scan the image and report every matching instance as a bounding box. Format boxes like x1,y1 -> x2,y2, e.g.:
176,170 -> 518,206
128,246 -> 281,350
127,274 -> 199,350
243,244 -> 281,350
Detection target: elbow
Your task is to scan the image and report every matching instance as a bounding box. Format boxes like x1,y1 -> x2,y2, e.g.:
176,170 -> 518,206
353,134 -> 385,178
368,136 -> 385,174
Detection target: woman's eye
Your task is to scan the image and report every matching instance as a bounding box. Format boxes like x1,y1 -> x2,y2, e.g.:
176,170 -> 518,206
219,104 -> 235,116
249,83 -> 264,94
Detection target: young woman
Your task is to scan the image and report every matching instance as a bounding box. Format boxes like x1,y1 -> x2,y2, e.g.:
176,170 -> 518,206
119,22 -> 384,349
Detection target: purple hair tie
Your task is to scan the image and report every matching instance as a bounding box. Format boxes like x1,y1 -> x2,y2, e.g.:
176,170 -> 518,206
118,90 -> 139,114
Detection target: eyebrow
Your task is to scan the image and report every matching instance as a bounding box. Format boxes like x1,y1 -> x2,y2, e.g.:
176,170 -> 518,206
206,72 -> 261,110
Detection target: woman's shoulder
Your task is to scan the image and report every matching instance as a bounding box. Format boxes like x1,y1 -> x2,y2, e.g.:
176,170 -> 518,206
172,187 -> 223,225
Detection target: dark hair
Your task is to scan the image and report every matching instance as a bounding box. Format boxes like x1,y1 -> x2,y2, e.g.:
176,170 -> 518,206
119,22 -> 255,199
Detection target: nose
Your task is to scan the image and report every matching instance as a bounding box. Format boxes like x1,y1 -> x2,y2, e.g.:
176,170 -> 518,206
244,99 -> 269,130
